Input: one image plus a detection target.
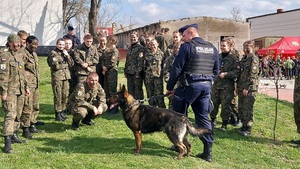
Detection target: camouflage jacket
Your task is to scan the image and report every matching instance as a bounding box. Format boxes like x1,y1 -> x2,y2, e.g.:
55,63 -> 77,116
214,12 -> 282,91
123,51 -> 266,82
237,53 -> 259,92
163,54 -> 175,82
145,49 -> 164,78
124,42 -> 145,76
68,82 -> 107,111
102,47 -> 120,72
0,48 -> 27,96
74,44 -> 99,75
213,52 -> 240,89
24,48 -> 39,89
47,48 -> 74,81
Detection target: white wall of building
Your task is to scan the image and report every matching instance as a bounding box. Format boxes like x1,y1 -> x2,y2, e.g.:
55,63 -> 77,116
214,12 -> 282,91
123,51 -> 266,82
248,9 -> 300,40
0,0 -> 63,46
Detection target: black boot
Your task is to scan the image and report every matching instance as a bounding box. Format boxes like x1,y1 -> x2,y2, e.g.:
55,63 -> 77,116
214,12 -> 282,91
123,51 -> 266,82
29,124 -> 43,133
72,120 -> 80,130
55,111 -> 64,121
60,109 -> 68,121
196,142 -> 212,162
211,118 -> 217,128
229,114 -> 236,126
22,127 -> 33,139
220,120 -> 228,131
240,126 -> 252,136
11,132 -> 26,143
3,136 -> 12,153
81,113 -> 94,126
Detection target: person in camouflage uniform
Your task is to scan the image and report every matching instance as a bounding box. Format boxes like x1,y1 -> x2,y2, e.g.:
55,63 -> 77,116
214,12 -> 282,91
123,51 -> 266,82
210,37 -> 240,130
102,35 -> 120,114
21,36 -> 42,139
74,34 -> 99,83
163,41 -> 181,109
124,31 -> 145,100
67,72 -> 107,130
291,49 -> 300,146
96,35 -> 108,87
64,38 -> 77,96
144,39 -> 166,108
47,38 -> 74,121
237,40 -> 259,136
0,34 -> 30,153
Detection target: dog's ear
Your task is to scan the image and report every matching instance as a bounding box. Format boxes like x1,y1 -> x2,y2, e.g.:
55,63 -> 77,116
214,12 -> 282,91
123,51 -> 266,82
119,83 -> 122,91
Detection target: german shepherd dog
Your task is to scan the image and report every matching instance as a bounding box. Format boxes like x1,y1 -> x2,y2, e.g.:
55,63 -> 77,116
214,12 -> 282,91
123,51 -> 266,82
109,85 -> 212,159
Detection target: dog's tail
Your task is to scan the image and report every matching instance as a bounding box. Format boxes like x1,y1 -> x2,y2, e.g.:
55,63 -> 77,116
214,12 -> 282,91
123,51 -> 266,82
185,119 -> 213,136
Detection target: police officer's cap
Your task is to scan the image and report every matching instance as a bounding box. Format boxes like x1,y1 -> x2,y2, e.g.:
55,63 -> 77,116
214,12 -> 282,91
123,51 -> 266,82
7,34 -> 20,43
68,26 -> 74,31
178,23 -> 198,34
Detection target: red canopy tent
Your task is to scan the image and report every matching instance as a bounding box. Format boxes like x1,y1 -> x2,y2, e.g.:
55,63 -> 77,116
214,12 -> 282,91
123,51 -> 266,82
258,37 -> 300,59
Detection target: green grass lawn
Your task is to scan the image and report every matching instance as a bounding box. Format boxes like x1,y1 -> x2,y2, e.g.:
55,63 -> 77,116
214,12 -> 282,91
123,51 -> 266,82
0,57 -> 299,169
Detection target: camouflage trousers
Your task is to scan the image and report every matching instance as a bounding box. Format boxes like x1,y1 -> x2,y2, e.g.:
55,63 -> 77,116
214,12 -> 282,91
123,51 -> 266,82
51,79 -> 69,112
68,102 -> 104,122
144,76 -> 166,108
293,78 -> 300,133
126,74 -> 144,100
21,86 -> 40,127
103,69 -> 118,98
2,94 -> 24,136
238,90 -> 256,127
210,87 -> 234,121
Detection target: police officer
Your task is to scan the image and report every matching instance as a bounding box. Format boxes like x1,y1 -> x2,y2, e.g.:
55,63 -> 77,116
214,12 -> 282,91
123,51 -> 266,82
67,72 -> 107,130
74,34 -> 99,83
47,38 -> 74,121
291,49 -> 300,146
237,40 -> 259,136
124,31 -> 145,100
210,37 -> 240,130
166,24 -> 219,162
21,36 -> 43,138
0,34 -> 30,153
63,26 -> 81,48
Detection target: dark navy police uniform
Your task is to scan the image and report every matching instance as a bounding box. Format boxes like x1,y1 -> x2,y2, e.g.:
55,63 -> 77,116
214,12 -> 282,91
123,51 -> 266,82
167,36 -> 219,144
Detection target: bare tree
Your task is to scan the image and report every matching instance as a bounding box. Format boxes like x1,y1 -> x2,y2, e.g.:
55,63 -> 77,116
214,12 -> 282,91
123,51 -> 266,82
230,7 -> 245,22
62,0 -> 88,28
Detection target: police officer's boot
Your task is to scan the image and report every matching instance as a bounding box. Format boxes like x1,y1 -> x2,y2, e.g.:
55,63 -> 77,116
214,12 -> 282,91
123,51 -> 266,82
72,120 -> 80,130
11,132 -> 26,143
29,123 -> 42,133
22,127 -> 33,139
220,120 -> 228,131
196,142 -> 212,162
3,136 -> 12,153
210,118 -> 217,129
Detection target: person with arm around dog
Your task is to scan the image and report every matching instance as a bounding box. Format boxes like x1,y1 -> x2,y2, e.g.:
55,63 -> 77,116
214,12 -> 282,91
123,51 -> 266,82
67,72 -> 107,130
166,23 -> 219,162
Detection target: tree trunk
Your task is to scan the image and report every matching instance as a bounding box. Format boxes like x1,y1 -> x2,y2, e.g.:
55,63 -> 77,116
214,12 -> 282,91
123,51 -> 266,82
89,0 -> 102,43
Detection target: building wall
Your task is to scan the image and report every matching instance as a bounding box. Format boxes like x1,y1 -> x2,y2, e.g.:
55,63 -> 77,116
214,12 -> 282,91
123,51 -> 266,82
0,0 -> 63,48
247,9 -> 300,40
114,16 -> 249,51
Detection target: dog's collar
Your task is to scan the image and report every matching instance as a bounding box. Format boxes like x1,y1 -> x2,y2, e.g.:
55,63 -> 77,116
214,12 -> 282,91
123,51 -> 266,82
125,100 -> 140,111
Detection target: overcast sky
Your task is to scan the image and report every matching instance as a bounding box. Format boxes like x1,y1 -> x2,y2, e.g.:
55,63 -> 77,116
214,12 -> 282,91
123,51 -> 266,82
118,0 -> 300,28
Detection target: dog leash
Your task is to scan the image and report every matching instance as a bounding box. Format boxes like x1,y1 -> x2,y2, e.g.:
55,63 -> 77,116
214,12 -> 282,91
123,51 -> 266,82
139,93 -> 170,103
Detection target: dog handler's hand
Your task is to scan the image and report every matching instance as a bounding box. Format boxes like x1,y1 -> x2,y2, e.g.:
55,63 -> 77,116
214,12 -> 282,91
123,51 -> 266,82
165,90 -> 174,97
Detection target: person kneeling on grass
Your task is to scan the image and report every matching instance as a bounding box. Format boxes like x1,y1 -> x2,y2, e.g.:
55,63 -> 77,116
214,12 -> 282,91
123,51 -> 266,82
67,72 -> 107,130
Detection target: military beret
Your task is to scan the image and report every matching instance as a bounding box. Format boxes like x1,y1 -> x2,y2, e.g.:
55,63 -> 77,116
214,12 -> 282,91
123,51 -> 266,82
178,23 -> 198,34
7,34 -> 20,43
68,26 -> 74,31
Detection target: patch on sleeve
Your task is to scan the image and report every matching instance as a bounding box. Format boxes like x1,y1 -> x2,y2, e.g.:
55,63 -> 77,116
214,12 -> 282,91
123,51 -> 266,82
0,64 -> 6,70
139,52 -> 143,58
52,58 -> 57,62
252,65 -> 257,70
1,58 -> 7,62
78,91 -> 82,96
